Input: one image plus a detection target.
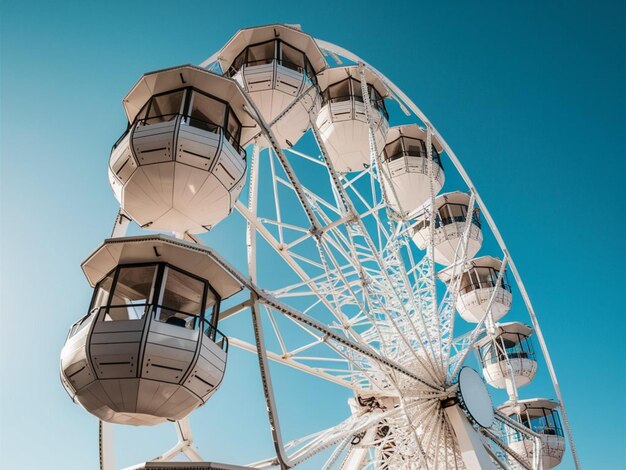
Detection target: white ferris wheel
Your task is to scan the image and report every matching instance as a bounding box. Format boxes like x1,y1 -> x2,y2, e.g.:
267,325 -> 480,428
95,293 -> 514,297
60,24 -> 581,470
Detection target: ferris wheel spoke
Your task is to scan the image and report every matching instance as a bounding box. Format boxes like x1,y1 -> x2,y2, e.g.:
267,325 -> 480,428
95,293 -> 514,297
287,251 -> 326,269
392,400 -> 437,469
236,201 -> 313,275
426,415 -> 443,468
480,426 -> 532,470
322,436 -> 352,470
237,202 -> 356,331
286,404 -> 409,466
430,414 -> 448,468
316,240 -> 372,310
263,304 -> 289,356
383,240 -> 445,374
247,106 -> 324,234
437,191 -> 478,366
421,408 -> 442,458
363,284 -> 444,386
322,47 -> 448,374
229,337 -> 369,392
266,146 -> 286,246
262,193 -> 439,374
309,122 -> 415,304
441,417 -> 451,470
271,266 -> 356,298
442,415 -> 462,470
259,218 -> 310,235
298,394 -> 434,468
240,157 -> 390,342
285,146 -> 328,166
331,229 -> 445,384
351,290 -> 440,381
211,263 -> 439,394
358,75 -> 444,360
273,175 -> 343,219
257,300 -> 440,393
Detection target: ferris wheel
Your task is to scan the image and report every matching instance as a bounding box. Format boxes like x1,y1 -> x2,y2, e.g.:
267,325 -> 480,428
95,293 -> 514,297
59,24 -> 581,470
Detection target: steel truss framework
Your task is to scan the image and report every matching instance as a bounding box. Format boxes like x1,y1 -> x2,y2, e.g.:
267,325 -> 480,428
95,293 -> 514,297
102,36 -> 580,470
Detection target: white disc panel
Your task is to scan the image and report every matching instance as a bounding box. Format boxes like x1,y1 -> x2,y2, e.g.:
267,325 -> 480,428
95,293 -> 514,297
458,367 -> 494,428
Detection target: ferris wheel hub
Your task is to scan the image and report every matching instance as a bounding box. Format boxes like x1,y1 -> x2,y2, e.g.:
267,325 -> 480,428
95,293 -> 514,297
456,367 -> 494,428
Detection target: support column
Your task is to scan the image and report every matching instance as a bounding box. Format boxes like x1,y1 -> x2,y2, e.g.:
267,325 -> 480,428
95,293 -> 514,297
99,420 -> 115,470
444,406 -> 496,470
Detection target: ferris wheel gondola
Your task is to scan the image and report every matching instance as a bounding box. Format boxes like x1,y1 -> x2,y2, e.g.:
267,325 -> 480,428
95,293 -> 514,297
411,191 -> 482,265
60,235 -> 243,425
499,399 -> 566,469
381,124 -> 445,218
476,322 -> 538,392
216,24 -> 326,149
315,65 -> 390,173
108,65 -> 257,234
60,23 -> 580,470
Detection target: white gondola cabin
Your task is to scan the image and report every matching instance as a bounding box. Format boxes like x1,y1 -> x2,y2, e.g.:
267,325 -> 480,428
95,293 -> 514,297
439,256 -> 512,323
476,322 -> 537,391
218,24 -> 326,149
315,66 -> 390,173
380,125 -> 445,218
412,191 -> 482,265
109,65 -> 258,234
499,399 -> 566,469
60,235 -> 244,426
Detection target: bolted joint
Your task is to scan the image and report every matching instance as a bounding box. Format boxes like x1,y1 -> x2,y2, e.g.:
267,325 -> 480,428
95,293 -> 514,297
309,225 -> 323,241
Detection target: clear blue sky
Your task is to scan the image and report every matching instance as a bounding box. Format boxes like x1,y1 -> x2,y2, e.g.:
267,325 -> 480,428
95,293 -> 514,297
1,1 -> 624,469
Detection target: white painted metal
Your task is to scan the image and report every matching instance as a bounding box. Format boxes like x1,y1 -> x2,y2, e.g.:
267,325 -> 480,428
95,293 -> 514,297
445,405 -> 497,470
493,410 -> 545,470
139,417 -> 204,466
99,420 -> 115,470
341,426 -> 378,469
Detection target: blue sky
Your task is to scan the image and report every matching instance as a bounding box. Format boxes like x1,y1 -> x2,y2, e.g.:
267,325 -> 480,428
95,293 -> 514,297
1,1 -> 624,469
